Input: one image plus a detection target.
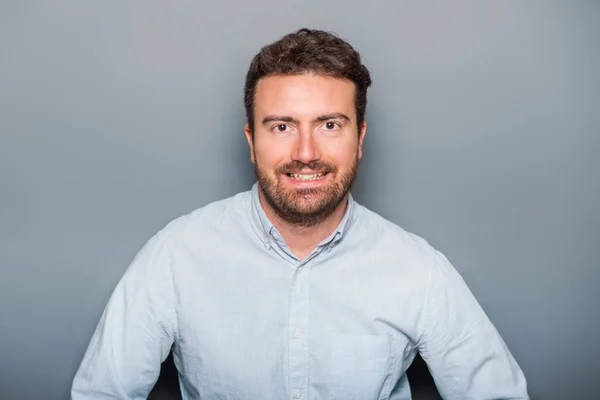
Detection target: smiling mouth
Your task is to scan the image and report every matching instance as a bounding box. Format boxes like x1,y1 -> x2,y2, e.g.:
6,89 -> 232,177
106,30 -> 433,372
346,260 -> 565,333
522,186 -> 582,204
286,172 -> 328,181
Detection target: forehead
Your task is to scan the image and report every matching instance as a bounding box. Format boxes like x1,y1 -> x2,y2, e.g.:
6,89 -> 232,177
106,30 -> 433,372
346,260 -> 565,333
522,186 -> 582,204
254,74 -> 356,119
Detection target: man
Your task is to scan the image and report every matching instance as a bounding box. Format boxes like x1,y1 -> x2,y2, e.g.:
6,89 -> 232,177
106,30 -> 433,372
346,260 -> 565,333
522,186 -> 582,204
71,28 -> 529,400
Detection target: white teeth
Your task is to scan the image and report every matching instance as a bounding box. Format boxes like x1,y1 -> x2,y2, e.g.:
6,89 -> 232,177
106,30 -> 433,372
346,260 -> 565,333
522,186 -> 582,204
289,172 -> 326,181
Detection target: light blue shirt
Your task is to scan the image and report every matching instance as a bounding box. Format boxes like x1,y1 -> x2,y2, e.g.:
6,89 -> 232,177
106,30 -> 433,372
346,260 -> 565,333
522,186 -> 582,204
71,183 -> 528,400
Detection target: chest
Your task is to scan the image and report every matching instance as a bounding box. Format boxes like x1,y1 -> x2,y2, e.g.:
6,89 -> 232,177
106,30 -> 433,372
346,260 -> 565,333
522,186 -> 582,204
170,249 -> 423,399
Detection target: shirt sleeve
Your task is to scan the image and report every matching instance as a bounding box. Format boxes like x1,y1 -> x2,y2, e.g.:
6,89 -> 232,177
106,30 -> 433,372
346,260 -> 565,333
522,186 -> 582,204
71,231 -> 178,399
416,251 -> 529,400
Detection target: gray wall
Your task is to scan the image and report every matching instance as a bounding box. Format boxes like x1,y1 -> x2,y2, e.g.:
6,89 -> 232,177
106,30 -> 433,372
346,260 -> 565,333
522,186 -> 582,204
1,1 -> 598,399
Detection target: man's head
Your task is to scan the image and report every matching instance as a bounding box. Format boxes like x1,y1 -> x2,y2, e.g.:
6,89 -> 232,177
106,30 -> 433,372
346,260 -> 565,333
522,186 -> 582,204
243,28 -> 372,227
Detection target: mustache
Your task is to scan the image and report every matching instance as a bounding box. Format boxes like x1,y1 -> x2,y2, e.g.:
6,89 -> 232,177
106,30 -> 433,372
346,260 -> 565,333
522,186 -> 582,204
275,160 -> 337,175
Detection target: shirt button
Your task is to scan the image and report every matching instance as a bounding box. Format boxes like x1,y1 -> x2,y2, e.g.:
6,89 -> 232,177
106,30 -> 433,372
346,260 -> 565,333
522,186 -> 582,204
297,266 -> 303,273
295,391 -> 301,399
294,328 -> 300,338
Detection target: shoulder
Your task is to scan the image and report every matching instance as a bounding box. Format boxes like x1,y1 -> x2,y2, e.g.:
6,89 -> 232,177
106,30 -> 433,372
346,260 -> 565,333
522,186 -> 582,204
354,203 -> 438,257
351,202 -> 452,276
154,189 -> 252,245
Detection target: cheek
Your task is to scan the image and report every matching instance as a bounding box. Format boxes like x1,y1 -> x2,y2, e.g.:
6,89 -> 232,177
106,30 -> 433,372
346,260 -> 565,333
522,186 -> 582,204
254,141 -> 288,168
325,141 -> 359,166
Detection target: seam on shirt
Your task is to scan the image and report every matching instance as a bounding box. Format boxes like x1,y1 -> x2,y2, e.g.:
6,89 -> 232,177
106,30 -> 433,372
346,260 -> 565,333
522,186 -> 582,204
157,220 -> 183,344
415,252 -> 435,347
139,232 -> 172,342
164,233 -> 180,343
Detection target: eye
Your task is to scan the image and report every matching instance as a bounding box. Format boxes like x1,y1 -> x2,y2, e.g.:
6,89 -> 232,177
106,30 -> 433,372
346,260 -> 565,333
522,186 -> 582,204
273,124 -> 291,133
322,121 -> 340,130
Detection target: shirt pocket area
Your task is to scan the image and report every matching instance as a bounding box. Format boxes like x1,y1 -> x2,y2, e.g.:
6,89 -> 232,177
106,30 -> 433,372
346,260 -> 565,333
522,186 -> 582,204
329,334 -> 394,400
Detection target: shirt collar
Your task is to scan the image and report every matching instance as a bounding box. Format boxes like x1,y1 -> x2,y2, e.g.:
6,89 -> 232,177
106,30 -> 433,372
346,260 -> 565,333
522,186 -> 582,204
249,182 -> 356,248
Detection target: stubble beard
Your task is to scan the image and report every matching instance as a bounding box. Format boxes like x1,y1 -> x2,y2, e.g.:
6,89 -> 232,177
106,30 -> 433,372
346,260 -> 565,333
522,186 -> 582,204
254,154 -> 360,228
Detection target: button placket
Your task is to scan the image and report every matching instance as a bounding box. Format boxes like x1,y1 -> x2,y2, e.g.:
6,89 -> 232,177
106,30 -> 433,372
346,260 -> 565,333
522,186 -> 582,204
288,262 -> 311,399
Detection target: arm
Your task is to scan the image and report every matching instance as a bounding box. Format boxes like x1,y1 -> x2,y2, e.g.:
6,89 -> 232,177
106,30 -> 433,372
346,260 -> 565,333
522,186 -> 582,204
416,251 -> 529,400
71,231 -> 177,399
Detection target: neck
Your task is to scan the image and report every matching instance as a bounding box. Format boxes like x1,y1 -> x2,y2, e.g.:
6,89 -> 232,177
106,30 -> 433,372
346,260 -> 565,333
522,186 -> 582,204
258,190 -> 349,261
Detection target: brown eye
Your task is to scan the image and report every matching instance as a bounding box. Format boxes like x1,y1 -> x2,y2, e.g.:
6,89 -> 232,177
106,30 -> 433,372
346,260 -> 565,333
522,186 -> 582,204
275,124 -> 288,132
325,122 -> 336,130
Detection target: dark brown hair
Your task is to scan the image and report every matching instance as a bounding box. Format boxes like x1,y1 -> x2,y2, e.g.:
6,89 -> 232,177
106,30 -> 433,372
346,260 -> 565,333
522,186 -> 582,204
244,28 -> 372,134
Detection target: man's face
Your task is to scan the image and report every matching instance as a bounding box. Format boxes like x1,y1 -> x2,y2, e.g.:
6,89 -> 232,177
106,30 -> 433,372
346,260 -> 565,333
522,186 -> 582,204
244,74 -> 366,227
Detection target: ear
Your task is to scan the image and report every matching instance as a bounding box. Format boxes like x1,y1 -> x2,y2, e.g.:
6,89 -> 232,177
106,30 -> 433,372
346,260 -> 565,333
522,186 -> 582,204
358,121 -> 367,160
244,124 -> 256,164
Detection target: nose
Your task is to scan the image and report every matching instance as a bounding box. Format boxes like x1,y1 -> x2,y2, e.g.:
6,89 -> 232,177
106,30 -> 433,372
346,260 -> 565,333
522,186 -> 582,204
292,129 -> 321,165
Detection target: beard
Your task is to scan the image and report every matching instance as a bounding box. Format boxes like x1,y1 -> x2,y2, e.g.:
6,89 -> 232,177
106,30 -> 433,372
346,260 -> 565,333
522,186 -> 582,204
254,154 -> 360,228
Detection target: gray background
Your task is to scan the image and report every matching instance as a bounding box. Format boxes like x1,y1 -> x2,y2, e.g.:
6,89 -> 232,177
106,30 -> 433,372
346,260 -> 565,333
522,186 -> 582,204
1,1 -> 598,399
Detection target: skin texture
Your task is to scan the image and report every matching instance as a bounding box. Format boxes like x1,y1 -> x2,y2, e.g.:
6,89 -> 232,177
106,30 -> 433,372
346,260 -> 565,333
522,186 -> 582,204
244,74 -> 367,260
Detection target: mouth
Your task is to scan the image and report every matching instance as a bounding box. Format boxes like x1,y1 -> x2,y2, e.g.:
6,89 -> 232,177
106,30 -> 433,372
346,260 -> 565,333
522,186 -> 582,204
285,172 -> 329,181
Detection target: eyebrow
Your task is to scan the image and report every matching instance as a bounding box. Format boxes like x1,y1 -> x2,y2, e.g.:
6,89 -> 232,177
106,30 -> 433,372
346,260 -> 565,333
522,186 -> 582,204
261,112 -> 351,126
